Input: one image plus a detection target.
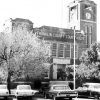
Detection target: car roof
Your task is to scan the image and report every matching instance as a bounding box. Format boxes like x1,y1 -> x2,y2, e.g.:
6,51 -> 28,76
49,81 -> 69,85
17,84 -> 30,86
49,81 -> 69,87
17,84 -> 31,89
83,83 -> 100,86
50,84 -> 68,86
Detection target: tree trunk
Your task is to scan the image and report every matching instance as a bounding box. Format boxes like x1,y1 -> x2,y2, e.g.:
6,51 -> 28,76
7,71 -> 11,94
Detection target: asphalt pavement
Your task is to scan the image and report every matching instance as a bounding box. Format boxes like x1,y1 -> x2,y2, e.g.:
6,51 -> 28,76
9,96 -> 97,100
73,98 -> 97,100
33,98 -> 97,100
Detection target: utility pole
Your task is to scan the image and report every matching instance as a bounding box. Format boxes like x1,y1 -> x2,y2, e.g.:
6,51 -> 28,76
73,26 -> 76,90
73,27 -> 84,90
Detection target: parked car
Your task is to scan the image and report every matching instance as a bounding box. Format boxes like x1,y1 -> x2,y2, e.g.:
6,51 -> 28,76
0,84 -> 9,100
14,85 -> 38,98
76,83 -> 100,99
44,81 -> 78,100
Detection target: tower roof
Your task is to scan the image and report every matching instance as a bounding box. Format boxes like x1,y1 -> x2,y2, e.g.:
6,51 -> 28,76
68,0 -> 96,7
78,0 -> 96,5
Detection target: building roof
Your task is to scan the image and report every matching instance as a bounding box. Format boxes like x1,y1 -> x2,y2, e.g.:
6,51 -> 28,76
12,18 -> 33,25
34,25 -> 85,43
39,25 -> 73,34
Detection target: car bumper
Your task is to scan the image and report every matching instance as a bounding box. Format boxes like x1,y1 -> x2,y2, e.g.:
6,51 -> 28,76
15,94 -> 34,97
0,96 -> 9,99
56,94 -> 78,98
0,95 -> 9,97
78,91 -> 94,98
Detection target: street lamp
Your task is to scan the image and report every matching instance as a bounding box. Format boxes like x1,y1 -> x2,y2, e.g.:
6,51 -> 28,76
73,26 -> 76,90
73,26 -> 84,90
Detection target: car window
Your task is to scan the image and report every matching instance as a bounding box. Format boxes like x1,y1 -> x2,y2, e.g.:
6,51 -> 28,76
53,85 -> 70,90
0,85 -> 7,89
83,85 -> 89,88
17,85 -> 31,90
94,85 -> 100,89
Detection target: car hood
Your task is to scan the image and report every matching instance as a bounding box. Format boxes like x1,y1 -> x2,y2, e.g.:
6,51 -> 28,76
0,89 -> 8,92
76,87 -> 88,91
0,90 -> 9,95
16,90 -> 38,93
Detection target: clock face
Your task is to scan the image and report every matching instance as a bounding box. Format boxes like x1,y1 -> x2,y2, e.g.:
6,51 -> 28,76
85,12 -> 91,19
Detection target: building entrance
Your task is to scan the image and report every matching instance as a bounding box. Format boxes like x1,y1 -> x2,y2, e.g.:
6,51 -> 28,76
57,64 -> 66,80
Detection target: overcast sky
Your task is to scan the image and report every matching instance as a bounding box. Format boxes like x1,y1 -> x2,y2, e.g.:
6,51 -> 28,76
0,0 -> 100,41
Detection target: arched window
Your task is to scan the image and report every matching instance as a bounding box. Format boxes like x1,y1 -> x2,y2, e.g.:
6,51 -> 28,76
52,43 -> 57,57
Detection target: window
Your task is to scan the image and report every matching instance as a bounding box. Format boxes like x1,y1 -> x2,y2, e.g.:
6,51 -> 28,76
44,71 -> 49,79
85,26 -> 92,46
58,43 -> 64,57
93,7 -> 96,21
89,26 -> 92,45
64,44 -> 71,58
85,26 -> 92,34
89,26 -> 92,33
85,26 -> 88,33
84,26 -> 90,45
52,43 -> 57,57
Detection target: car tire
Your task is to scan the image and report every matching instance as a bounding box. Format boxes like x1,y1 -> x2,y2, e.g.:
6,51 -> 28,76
52,96 -> 56,100
94,95 -> 99,99
69,97 -> 72,100
55,97 -> 63,100
5,97 -> 7,100
45,93 -> 51,99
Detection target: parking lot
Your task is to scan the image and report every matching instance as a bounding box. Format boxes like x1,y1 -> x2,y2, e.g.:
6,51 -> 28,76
33,97 -> 96,100
0,82 -> 100,100
16,96 -> 97,100
0,96 -> 97,100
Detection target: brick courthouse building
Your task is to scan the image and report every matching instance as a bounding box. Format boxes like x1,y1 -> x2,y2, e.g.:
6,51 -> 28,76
34,0 -> 97,80
3,0 -> 97,80
34,26 -> 85,80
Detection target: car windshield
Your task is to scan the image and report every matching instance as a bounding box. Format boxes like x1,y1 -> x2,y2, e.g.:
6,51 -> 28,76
83,84 -> 100,89
93,85 -> 100,89
53,85 -> 70,90
0,85 -> 7,89
17,85 -> 31,90
83,85 -> 89,88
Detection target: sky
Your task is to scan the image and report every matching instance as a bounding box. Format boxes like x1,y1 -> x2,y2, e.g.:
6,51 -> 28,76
0,0 -> 100,41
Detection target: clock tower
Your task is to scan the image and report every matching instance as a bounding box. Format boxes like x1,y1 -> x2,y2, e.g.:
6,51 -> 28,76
68,0 -> 97,47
